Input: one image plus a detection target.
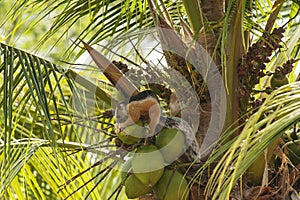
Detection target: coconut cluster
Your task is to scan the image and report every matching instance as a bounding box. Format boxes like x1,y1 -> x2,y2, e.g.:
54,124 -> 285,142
116,122 -> 189,199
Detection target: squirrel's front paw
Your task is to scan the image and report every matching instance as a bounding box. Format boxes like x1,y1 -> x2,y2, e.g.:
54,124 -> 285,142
115,123 -> 124,133
145,126 -> 155,136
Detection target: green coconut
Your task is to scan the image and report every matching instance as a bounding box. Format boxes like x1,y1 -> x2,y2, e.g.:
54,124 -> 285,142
120,158 -> 152,198
271,75 -> 289,88
120,158 -> 132,179
154,170 -> 189,200
124,174 -> 153,199
270,68 -> 289,88
156,128 -> 185,164
132,145 -> 165,187
116,122 -> 147,144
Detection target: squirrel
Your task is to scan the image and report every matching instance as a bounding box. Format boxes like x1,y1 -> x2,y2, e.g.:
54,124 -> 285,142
115,90 -> 161,136
115,90 -> 199,162
82,43 -> 199,161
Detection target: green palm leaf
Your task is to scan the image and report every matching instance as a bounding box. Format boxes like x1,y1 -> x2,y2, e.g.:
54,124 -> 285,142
0,0 -> 299,199
0,42 -> 125,199
205,82 -> 300,199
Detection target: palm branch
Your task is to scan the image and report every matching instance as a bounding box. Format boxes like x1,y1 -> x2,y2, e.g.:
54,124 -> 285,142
0,0 -> 300,199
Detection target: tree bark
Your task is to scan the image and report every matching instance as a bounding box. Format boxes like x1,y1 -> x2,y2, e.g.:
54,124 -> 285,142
196,0 -> 224,147
198,0 -> 224,67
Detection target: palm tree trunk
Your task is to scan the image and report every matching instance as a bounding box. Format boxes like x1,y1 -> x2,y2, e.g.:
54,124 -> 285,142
198,0 -> 224,67
189,0 -> 225,150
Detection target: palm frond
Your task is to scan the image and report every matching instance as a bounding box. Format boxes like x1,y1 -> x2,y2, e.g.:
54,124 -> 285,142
205,81 -> 300,199
0,42 -> 124,199
0,0 -> 299,199
0,0 -> 185,61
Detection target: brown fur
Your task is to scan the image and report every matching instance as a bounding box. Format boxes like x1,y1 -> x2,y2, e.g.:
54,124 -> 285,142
119,97 -> 161,136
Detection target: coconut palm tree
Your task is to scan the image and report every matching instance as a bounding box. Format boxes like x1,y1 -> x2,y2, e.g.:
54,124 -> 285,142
0,0 -> 300,199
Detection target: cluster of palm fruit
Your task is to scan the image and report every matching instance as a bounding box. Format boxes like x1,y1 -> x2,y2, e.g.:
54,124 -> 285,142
112,60 -> 153,85
238,27 -> 298,111
116,121 -> 189,199
148,83 -> 172,101
112,60 -> 130,74
249,58 -> 297,109
238,27 -> 284,90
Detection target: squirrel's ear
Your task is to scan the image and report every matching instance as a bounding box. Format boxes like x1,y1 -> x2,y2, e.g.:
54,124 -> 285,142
81,41 -> 139,97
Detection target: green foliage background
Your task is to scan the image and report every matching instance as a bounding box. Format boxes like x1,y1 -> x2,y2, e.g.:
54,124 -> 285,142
0,0 -> 299,199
